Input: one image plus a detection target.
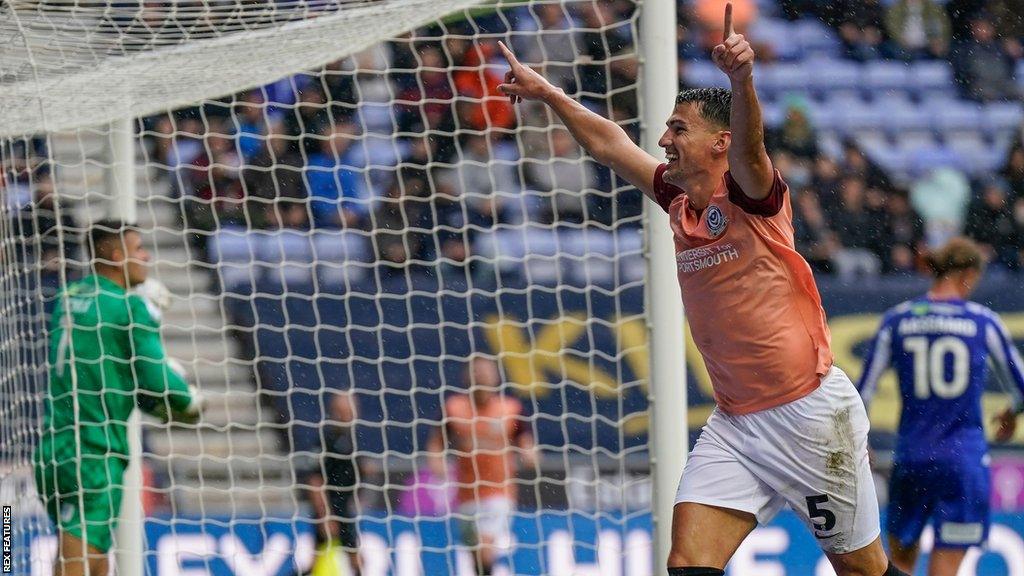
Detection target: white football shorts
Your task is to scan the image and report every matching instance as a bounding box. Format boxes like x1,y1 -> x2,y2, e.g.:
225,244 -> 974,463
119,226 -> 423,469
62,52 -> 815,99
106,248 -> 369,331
458,495 -> 514,551
675,366 -> 880,554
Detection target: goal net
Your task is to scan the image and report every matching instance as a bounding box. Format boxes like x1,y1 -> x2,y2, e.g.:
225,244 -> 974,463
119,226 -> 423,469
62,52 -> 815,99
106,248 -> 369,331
0,1 -> 654,575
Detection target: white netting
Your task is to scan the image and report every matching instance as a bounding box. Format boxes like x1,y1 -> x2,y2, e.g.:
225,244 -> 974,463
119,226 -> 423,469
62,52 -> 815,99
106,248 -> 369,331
0,0 -> 486,136
1,1 -> 652,575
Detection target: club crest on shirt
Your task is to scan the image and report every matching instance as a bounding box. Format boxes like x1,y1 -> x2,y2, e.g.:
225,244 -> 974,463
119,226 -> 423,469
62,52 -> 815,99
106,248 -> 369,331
705,205 -> 728,237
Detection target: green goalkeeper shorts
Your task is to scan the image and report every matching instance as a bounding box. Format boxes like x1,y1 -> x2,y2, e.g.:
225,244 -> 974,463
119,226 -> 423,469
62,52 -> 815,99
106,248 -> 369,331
33,454 -> 127,553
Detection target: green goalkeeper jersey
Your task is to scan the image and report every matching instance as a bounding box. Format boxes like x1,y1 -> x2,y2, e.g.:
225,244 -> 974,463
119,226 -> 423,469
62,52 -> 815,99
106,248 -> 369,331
35,274 -> 193,466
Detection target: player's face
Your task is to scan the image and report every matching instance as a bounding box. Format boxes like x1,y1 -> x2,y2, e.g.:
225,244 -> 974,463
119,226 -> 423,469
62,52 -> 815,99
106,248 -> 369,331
122,231 -> 150,287
658,102 -> 729,184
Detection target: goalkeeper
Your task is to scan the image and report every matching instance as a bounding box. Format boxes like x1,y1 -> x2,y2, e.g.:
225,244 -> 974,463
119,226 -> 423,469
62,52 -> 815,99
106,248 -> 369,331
33,221 -> 201,576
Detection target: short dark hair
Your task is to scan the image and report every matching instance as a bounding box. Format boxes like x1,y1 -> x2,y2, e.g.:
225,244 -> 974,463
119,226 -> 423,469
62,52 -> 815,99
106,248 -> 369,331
89,220 -> 136,261
675,87 -> 731,130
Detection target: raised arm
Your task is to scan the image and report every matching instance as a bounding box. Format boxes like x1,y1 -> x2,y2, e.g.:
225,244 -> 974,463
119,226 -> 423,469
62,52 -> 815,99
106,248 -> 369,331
496,42 -> 660,200
711,3 -> 774,200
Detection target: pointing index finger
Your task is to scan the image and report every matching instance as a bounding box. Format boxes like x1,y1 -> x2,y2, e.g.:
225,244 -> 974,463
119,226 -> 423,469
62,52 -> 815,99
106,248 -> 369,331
723,2 -> 733,42
498,41 -> 519,67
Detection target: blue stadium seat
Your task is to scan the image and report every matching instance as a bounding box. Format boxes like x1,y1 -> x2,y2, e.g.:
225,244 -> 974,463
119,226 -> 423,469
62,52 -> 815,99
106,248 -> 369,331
256,230 -> 315,287
750,18 -> 802,60
932,101 -> 982,131
806,59 -> 861,93
208,227 -> 256,290
863,61 -> 911,91
983,102 -> 1024,134
945,131 -> 991,174
313,231 -> 371,289
838,102 -> 887,132
909,61 -> 953,93
887,105 -> 932,132
684,60 -> 727,88
758,63 -> 811,94
794,19 -> 840,55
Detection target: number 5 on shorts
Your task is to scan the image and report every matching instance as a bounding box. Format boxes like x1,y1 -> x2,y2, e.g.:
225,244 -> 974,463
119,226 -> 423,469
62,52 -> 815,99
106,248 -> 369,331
806,494 -> 837,534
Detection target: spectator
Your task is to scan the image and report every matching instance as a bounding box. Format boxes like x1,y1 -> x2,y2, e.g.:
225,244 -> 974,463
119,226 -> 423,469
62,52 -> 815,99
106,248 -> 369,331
285,85 -> 332,156
692,0 -> 758,51
989,0 -> 1024,58
830,176 -> 883,280
841,140 -> 891,193
395,45 -> 455,136
453,41 -> 517,132
1000,141 -> 1024,198
765,99 -> 818,162
303,391 -> 363,576
518,3 -> 578,93
910,166 -> 971,248
16,172 -> 80,272
242,121 -> 305,227
812,155 -> 844,218
884,189 -> 926,273
426,355 -> 536,576
575,2 -> 638,115
181,120 -> 246,252
964,178 -> 1020,270
233,90 -> 271,161
884,0 -> 951,60
306,123 -> 370,229
792,189 -> 839,274
523,128 -> 598,225
950,14 -> 1019,101
373,178 -> 434,263
834,0 -> 888,60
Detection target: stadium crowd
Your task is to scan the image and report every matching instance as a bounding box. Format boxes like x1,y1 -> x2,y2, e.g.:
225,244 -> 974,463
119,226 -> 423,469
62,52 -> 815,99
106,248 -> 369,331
5,0 -> 1024,282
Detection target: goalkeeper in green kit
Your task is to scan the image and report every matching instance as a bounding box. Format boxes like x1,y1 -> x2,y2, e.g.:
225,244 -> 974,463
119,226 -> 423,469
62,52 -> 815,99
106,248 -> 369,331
33,221 -> 202,576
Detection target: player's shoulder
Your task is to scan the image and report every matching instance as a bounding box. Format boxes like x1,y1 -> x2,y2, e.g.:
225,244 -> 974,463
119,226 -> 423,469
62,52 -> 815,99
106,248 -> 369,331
882,300 -> 916,323
963,300 -> 999,321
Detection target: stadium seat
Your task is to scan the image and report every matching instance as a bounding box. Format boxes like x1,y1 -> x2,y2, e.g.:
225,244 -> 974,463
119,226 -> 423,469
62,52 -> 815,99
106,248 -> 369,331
208,227 -> 256,290
793,19 -> 840,56
887,105 -> 932,132
863,61 -> 910,91
983,102 -> 1024,135
684,60 -> 728,88
806,60 -> 861,94
945,132 -> 992,175
932,101 -> 982,131
758,63 -> 811,94
313,231 -> 371,289
909,61 -> 953,93
750,18 -> 802,60
256,230 -> 315,287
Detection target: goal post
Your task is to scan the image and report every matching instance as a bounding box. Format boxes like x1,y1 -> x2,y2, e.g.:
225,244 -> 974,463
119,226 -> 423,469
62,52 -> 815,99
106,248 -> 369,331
1,1 -> 688,575
639,1 -> 686,570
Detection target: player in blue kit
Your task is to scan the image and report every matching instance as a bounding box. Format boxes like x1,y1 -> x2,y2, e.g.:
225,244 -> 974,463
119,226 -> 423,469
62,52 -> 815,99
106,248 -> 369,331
857,237 -> 1024,576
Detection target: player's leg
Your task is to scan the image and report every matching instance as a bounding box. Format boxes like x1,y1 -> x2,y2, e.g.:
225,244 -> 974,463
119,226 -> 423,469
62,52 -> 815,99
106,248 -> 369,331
472,496 -> 513,576
670,409 -> 776,571
823,537 -> 889,576
54,531 -> 108,576
927,548 -> 968,576
886,535 -> 919,574
667,502 -> 756,570
884,463 -> 934,574
926,460 -> 989,576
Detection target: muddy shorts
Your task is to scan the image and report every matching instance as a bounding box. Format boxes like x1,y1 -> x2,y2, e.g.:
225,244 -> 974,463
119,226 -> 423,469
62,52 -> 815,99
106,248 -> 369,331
675,366 -> 880,554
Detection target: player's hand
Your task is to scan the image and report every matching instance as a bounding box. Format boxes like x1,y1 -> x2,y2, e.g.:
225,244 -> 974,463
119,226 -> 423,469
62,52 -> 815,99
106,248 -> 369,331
711,3 -> 754,83
496,41 -> 557,104
993,407 -> 1018,443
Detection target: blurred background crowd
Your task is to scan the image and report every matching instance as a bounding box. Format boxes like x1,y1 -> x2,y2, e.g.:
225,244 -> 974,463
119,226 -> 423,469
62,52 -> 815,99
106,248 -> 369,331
6,0 -> 1024,285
